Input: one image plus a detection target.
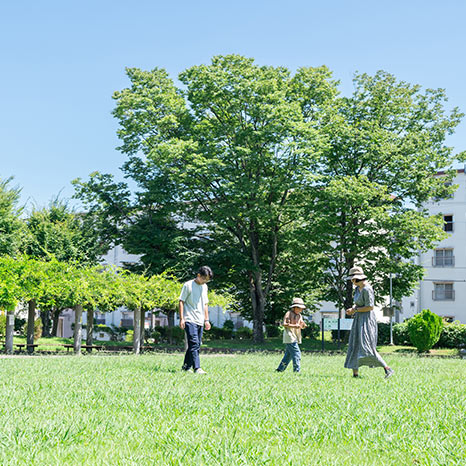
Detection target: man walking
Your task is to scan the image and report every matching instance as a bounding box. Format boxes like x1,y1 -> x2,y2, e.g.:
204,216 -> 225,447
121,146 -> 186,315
179,266 -> 213,374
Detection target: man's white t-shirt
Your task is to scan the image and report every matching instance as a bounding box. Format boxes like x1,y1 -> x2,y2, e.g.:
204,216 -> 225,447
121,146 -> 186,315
179,279 -> 209,326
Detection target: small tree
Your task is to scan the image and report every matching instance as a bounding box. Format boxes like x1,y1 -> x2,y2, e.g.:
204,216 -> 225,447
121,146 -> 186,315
407,309 -> 443,352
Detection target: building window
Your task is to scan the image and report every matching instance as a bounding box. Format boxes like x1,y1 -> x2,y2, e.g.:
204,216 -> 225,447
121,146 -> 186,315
443,215 -> 453,232
432,283 -> 455,301
432,248 -> 454,267
95,312 -> 106,325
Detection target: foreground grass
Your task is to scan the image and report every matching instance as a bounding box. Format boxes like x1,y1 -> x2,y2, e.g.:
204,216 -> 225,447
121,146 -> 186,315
0,354 -> 465,465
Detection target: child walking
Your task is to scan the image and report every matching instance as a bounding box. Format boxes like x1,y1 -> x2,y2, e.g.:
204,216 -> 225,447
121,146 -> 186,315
276,298 -> 307,373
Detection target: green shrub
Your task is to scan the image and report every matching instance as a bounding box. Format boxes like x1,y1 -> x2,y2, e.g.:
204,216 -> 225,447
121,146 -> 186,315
209,326 -> 233,340
166,326 -> 185,344
302,322 -> 320,339
153,325 -> 167,338
331,329 -> 350,343
223,320 -> 234,330
125,330 -> 134,343
435,321 -> 466,348
377,322 -> 390,345
15,317 -> 26,333
150,330 -> 162,344
393,321 -> 411,345
235,327 -> 253,340
34,318 -> 42,339
0,315 -> 29,337
407,309 -> 443,352
0,314 -> 5,337
266,324 -> 280,338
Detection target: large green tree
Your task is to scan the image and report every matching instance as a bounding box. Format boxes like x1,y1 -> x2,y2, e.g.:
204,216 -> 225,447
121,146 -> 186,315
75,55 -> 337,342
300,71 -> 464,310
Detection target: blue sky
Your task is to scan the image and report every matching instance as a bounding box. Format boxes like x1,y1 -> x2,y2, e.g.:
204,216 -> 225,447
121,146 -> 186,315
1,0 -> 465,209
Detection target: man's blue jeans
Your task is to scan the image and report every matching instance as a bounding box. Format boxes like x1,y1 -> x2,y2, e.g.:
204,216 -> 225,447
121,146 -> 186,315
182,322 -> 204,370
277,343 -> 301,372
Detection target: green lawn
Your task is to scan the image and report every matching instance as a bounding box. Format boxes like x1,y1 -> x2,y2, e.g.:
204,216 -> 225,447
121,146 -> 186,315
0,353 -> 465,465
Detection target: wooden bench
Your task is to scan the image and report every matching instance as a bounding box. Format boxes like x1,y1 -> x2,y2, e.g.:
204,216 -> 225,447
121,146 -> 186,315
63,344 -> 104,352
15,344 -> 39,352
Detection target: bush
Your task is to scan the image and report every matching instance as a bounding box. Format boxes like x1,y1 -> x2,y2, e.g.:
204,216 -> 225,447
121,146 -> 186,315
153,325 -> 167,338
209,326 -> 233,340
150,330 -> 162,344
125,329 -> 134,343
223,320 -> 234,330
0,315 -> 29,337
235,327 -> 253,340
407,309 -> 443,352
435,321 -> 466,348
377,322 -> 390,345
166,326 -> 185,344
266,324 -> 280,338
33,318 -> 42,339
393,321 -> 411,345
331,329 -> 350,343
302,322 -> 320,339
0,314 -> 5,337
109,325 -> 127,341
15,317 -> 26,333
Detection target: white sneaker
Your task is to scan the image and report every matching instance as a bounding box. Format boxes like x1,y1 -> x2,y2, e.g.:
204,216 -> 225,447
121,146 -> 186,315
194,368 -> 207,374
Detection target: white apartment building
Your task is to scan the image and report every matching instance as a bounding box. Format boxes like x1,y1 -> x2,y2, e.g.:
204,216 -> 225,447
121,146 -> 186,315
401,168 -> 466,323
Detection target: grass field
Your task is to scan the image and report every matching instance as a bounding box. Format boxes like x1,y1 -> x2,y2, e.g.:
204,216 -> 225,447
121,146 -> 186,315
0,353 -> 465,465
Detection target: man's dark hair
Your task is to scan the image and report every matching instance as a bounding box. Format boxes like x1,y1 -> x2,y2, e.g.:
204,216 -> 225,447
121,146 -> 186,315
198,266 -> 213,279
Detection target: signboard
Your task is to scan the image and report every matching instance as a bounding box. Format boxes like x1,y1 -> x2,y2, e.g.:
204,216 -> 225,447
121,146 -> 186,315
322,318 -> 353,331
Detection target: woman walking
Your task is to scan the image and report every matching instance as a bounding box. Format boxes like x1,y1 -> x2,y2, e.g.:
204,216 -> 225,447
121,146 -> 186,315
344,268 -> 394,379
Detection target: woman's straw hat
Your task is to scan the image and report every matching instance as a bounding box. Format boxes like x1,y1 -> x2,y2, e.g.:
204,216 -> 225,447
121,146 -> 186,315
347,266 -> 364,280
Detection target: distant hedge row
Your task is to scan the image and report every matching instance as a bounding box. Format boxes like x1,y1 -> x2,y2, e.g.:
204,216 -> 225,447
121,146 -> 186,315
377,320 -> 466,348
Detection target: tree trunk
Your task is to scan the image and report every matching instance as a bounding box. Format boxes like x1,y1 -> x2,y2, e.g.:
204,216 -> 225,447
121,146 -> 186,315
86,309 -> 94,353
73,305 -> 83,355
133,308 -> 141,354
249,273 -> 265,343
166,309 -> 176,344
40,309 -> 52,337
248,226 -> 267,343
27,300 -> 36,354
51,307 -> 62,337
140,309 -> 145,346
344,279 -> 354,310
5,310 -> 14,354
167,309 -> 175,328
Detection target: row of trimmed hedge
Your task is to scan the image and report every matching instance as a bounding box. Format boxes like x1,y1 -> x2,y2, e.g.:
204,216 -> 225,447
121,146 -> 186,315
149,325 -> 254,343
329,320 -> 466,349
378,321 -> 466,348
